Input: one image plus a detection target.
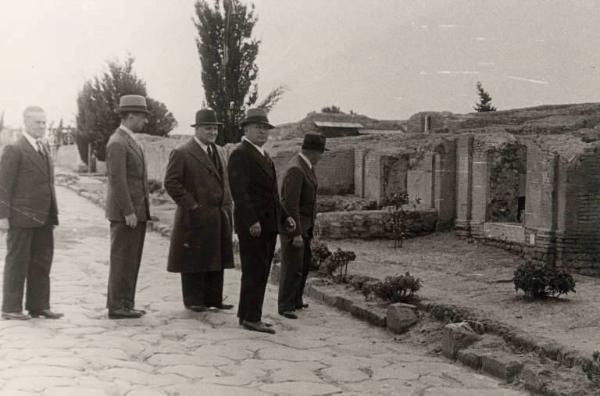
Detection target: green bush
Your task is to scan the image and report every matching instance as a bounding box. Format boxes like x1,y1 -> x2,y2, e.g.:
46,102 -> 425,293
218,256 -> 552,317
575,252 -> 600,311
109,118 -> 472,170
310,240 -> 332,270
367,272 -> 422,303
318,248 -> 356,281
513,262 -> 576,299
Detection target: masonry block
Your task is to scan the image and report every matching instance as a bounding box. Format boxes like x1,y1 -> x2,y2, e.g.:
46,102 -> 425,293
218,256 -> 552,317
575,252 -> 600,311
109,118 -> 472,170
386,303 -> 418,334
481,352 -> 524,383
441,322 -> 482,360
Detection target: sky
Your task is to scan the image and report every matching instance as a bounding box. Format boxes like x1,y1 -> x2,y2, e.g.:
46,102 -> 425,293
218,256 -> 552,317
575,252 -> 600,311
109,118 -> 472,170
1,0 -> 600,132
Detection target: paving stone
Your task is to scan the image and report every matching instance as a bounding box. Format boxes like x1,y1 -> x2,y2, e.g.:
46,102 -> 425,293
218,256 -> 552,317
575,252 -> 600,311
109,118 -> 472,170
3,376 -> 74,392
321,366 -> 370,383
156,365 -> 220,379
146,353 -> 231,367
0,366 -> 83,379
371,363 -> 421,381
350,302 -> 386,327
43,387 -> 108,396
260,381 -> 342,395
166,383 -> 268,396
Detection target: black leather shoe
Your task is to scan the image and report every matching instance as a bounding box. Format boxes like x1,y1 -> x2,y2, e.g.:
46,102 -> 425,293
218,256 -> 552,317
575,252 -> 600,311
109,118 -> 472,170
279,311 -> 298,319
29,309 -> 63,319
260,320 -> 273,327
2,312 -> 30,320
242,320 -> 276,334
296,303 -> 309,309
108,308 -> 143,319
189,305 -> 208,312
211,303 -> 234,310
132,308 -> 146,315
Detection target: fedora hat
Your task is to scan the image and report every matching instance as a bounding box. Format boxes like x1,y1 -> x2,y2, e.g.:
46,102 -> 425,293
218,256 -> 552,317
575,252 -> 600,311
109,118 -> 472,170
117,95 -> 150,114
240,108 -> 274,129
191,108 -> 223,127
302,133 -> 328,152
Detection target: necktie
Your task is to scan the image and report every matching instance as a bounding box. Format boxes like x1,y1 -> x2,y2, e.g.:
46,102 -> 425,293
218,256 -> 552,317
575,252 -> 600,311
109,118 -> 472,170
36,140 -> 46,159
208,145 -> 219,171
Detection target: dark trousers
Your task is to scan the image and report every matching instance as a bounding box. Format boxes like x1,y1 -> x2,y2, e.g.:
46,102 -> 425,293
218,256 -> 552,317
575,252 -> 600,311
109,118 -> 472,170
237,231 -> 277,323
181,270 -> 224,308
278,234 -> 311,312
107,221 -> 146,311
2,226 -> 54,313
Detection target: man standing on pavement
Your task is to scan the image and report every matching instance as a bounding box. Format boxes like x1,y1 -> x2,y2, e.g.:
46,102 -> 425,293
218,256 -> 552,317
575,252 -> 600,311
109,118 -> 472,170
278,133 -> 327,319
228,108 -> 295,334
105,95 -> 151,319
164,108 -> 234,312
0,106 -> 62,320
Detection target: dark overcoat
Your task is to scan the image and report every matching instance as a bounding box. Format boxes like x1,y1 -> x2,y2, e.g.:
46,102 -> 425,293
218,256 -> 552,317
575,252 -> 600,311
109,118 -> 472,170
164,139 -> 234,273
279,153 -> 318,238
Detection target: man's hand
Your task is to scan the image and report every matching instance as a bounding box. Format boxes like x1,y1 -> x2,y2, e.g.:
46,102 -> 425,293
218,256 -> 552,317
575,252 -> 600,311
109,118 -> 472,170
285,217 -> 296,233
0,218 -> 8,233
292,235 -> 303,248
125,213 -> 138,229
249,221 -> 262,238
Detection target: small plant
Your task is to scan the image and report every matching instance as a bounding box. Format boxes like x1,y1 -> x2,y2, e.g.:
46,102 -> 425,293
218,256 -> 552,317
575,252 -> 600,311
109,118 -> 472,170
368,272 -> 422,303
148,178 -> 163,194
318,248 -> 356,283
310,240 -> 332,271
586,351 -> 600,385
381,192 -> 421,249
513,261 -> 576,299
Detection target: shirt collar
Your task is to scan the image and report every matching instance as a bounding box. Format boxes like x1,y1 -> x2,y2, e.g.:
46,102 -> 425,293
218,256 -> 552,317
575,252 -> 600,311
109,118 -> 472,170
120,124 -> 137,140
193,137 -> 209,153
242,136 -> 265,156
22,131 -> 41,151
298,152 -> 313,169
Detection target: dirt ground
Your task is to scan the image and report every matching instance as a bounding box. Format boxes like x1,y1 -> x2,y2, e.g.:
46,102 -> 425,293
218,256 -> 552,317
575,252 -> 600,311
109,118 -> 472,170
324,232 -> 600,360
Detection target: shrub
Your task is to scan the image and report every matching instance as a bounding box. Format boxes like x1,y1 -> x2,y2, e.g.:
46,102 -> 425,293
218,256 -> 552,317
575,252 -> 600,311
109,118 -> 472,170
513,262 -> 576,299
318,248 -> 356,282
368,272 -> 422,303
310,240 -> 332,271
381,192 -> 421,249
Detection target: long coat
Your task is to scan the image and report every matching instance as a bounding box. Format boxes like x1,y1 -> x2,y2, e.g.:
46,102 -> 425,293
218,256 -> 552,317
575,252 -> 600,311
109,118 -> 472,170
0,136 -> 58,227
164,139 -> 234,273
105,128 -> 150,222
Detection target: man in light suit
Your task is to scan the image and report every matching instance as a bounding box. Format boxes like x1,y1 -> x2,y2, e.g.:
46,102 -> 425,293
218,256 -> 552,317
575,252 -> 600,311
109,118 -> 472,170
164,108 -> 234,312
278,133 -> 327,319
228,108 -> 295,334
0,106 -> 62,320
105,95 -> 151,319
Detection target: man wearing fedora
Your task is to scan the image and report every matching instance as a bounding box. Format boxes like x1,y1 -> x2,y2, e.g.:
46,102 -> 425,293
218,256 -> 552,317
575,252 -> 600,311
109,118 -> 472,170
228,108 -> 295,334
105,94 -> 151,319
164,108 -> 234,312
278,133 -> 327,319
0,106 -> 62,320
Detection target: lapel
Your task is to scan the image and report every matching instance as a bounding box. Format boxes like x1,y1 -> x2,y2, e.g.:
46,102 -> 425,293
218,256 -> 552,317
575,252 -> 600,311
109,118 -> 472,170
186,139 -> 222,181
19,136 -> 48,176
296,154 -> 317,187
118,128 -> 145,165
242,140 -> 274,179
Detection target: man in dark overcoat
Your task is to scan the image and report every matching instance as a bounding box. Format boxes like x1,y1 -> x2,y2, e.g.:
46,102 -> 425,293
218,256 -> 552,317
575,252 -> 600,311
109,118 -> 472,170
164,108 -> 234,312
278,133 -> 327,319
228,108 -> 295,334
105,95 -> 151,319
0,106 -> 62,320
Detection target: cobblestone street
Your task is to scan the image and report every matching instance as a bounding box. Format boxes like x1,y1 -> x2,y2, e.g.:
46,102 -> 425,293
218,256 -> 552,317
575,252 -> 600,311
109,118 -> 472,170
0,186 -> 526,395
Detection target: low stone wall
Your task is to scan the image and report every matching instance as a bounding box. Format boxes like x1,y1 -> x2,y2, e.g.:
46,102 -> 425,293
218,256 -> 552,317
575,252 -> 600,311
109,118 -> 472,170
316,195 -> 377,213
316,208 -> 438,240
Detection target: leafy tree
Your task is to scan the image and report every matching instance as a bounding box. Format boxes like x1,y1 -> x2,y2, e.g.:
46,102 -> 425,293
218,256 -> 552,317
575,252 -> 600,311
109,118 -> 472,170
194,0 -> 285,145
474,81 -> 497,112
75,56 -> 177,163
321,105 -> 342,113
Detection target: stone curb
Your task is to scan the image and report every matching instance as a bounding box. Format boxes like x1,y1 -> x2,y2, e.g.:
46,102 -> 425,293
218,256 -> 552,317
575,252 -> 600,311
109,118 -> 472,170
269,260 -> 599,392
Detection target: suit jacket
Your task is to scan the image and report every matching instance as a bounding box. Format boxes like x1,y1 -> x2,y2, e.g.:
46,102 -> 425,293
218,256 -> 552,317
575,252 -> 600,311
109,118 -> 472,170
164,140 -> 234,273
105,128 -> 150,222
227,139 -> 288,236
280,153 -> 318,238
0,136 -> 58,228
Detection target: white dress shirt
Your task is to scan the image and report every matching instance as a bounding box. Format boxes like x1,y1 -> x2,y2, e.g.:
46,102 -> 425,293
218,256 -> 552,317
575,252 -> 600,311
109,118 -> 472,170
22,131 -> 43,152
